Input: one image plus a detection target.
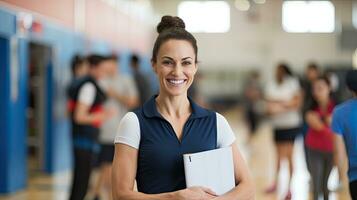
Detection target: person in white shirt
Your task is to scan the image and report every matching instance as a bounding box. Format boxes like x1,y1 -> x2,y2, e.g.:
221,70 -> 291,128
264,63 -> 302,200
93,55 -> 139,200
68,54 -> 114,200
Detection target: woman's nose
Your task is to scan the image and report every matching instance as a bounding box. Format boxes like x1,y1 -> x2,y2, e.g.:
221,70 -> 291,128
172,64 -> 183,76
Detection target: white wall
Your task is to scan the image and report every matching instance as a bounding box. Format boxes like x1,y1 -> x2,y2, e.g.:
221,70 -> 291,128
151,0 -> 355,97
152,0 -> 354,71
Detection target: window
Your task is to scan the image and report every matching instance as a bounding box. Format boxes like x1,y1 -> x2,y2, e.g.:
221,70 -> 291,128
178,1 -> 230,33
282,1 -> 335,33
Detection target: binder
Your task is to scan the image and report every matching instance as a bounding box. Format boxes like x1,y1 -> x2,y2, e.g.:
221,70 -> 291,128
183,147 -> 235,195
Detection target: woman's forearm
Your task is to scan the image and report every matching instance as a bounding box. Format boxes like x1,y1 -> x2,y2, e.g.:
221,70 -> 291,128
217,181 -> 255,200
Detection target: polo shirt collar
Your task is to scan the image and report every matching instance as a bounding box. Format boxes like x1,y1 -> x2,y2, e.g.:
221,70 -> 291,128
143,95 -> 210,119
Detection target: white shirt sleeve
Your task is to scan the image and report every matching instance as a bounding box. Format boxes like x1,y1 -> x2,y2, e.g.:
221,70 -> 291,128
78,83 -> 96,106
114,112 -> 141,149
216,113 -> 236,148
290,78 -> 301,93
124,76 -> 138,97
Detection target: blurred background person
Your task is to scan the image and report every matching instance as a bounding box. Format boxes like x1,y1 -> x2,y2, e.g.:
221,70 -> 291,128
67,54 -> 113,200
304,75 -> 335,200
332,70 -> 357,200
92,55 -> 139,200
67,55 -> 89,113
301,63 -> 321,120
264,63 -> 302,200
71,55 -> 89,80
130,54 -> 152,106
188,72 -> 208,108
300,62 -> 321,187
243,70 -> 263,143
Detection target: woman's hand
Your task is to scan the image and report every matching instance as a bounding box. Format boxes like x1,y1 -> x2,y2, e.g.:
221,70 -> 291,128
175,187 -> 217,200
266,102 -> 285,115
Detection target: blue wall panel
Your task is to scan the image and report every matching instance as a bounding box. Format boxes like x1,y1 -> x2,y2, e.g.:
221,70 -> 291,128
8,38 -> 28,192
0,36 -> 10,193
0,36 -> 27,194
0,8 -> 16,36
44,61 -> 54,173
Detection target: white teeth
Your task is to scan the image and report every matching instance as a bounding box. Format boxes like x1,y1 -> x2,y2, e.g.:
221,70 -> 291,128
168,79 -> 185,85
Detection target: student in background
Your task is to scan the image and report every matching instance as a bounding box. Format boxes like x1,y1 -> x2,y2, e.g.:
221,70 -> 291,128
243,70 -> 262,142
93,55 -> 139,200
264,63 -> 302,200
332,70 -> 357,200
130,54 -> 152,105
67,55 -> 89,111
67,54 -> 113,200
302,63 -> 321,121
305,76 -> 335,200
71,55 -> 89,79
301,63 -> 321,171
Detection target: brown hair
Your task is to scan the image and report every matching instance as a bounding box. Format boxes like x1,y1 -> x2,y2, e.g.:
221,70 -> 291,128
151,15 -> 198,63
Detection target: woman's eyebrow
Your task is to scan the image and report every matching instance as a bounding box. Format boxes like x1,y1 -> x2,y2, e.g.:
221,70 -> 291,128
182,57 -> 193,61
161,56 -> 174,61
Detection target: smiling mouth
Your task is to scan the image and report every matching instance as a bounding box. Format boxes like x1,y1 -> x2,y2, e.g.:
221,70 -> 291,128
166,79 -> 187,86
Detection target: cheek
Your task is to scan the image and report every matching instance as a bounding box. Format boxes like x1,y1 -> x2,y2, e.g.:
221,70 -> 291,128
323,88 -> 330,96
184,67 -> 197,77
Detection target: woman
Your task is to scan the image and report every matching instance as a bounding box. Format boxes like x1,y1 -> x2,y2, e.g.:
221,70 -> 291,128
264,63 -> 302,200
305,76 -> 335,200
112,16 -> 255,200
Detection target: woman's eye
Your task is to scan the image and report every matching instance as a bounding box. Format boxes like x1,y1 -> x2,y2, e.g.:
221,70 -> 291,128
182,61 -> 192,66
163,60 -> 173,65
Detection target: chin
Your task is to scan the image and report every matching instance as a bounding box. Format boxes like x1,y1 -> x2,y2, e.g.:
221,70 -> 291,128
163,87 -> 187,97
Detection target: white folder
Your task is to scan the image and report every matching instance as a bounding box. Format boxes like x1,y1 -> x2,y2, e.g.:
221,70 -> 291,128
183,147 -> 235,195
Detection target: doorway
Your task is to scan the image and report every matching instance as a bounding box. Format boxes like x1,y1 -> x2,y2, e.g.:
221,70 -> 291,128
27,42 -> 52,173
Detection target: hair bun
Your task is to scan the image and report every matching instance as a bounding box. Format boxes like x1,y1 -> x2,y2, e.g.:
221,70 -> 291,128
157,15 -> 185,34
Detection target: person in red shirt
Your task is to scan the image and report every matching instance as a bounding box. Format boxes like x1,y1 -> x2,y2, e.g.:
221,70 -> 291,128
305,75 -> 335,200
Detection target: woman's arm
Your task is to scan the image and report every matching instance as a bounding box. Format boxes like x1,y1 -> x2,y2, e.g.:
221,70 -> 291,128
282,92 -> 303,110
214,143 -> 255,200
107,87 -> 139,109
112,144 -> 172,200
74,102 -> 109,124
112,144 -> 216,200
334,134 -> 348,171
305,111 -> 329,132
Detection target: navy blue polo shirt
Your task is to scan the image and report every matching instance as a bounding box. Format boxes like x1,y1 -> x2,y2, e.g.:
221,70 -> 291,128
115,95 -> 236,194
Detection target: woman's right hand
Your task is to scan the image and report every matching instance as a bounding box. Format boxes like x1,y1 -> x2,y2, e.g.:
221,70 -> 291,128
175,187 -> 217,200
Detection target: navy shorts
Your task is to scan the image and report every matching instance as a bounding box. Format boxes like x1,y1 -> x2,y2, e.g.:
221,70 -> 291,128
274,127 -> 301,143
98,144 -> 115,164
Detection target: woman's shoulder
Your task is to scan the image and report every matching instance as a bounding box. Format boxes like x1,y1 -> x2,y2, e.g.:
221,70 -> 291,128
214,112 -> 231,128
121,111 -> 138,123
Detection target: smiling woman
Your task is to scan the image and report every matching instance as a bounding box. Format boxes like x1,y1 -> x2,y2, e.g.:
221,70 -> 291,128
111,15 -> 255,200
154,39 -> 197,97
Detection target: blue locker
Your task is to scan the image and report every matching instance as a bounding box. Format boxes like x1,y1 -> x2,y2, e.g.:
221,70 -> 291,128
0,36 -> 27,194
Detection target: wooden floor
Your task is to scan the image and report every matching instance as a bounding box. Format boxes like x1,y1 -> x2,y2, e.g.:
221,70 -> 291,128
0,107 -> 351,200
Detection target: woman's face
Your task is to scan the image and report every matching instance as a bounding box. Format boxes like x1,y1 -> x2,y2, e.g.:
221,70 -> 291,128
152,39 -> 197,97
75,62 -> 89,78
276,66 -> 284,82
313,79 -> 330,103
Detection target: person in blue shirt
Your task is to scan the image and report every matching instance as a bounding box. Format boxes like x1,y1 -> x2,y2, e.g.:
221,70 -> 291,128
112,16 -> 255,200
332,69 -> 357,200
